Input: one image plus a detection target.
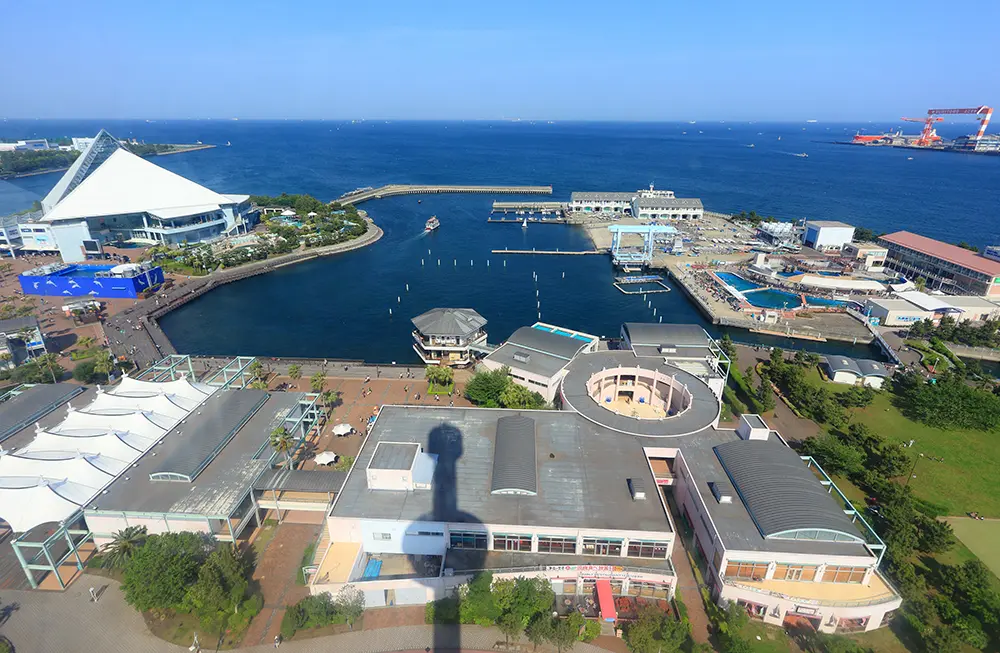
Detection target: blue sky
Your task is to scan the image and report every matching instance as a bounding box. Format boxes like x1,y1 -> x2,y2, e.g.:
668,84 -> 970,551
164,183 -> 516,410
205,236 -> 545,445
4,0 -> 997,120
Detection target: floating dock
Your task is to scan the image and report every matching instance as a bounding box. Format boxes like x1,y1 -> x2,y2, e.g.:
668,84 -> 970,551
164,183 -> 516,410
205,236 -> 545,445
490,201 -> 567,214
336,184 -> 553,205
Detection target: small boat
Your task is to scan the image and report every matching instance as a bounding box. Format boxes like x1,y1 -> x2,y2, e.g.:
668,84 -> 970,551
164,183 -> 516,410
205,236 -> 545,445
793,152 -> 808,158
417,199 -> 422,204
907,156 -> 914,160
425,216 -> 440,232
777,136 -> 782,141
225,141 -> 231,146
522,217 -> 528,228
746,144 -> 755,148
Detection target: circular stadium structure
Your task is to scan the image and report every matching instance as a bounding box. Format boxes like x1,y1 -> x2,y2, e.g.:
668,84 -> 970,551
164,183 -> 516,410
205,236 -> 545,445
560,351 -> 720,437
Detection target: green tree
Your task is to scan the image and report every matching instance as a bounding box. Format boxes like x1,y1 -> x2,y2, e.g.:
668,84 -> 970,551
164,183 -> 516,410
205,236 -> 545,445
93,350 -> 115,383
335,584 -> 365,629
184,545 -> 253,632
549,616 -> 580,653
498,611 -> 523,647
756,371 -> 776,412
35,352 -> 63,383
99,525 -> 148,569
526,613 -> 553,651
460,572 -> 500,625
321,389 -> 341,410
799,434 -> 864,477
624,606 -> 661,653
270,426 -> 296,464
310,371 -> 326,393
121,532 -> 207,613
425,364 -> 454,387
659,616 -> 689,652
73,359 -> 99,383
719,333 -> 738,364
499,381 -> 545,409
914,276 -> 927,292
288,364 -> 302,381
465,367 -> 512,407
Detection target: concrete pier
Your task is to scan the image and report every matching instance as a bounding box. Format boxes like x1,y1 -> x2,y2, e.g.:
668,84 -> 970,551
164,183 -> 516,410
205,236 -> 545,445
336,184 -> 552,205
491,249 -> 605,255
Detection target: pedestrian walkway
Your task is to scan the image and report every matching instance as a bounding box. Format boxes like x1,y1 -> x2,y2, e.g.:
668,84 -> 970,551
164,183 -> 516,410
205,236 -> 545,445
662,491 -> 712,646
0,574 -> 611,653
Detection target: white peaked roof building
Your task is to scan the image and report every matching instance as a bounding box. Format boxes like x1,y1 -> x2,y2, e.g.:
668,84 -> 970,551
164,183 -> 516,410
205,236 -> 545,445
37,130 -> 255,261
0,375 -> 213,534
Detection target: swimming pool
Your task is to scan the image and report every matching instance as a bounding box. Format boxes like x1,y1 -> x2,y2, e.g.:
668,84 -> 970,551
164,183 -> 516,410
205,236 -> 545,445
60,264 -> 116,278
715,272 -> 761,292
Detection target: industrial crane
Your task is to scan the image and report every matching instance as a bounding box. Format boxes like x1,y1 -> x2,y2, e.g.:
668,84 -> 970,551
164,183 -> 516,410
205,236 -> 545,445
902,106 -> 993,147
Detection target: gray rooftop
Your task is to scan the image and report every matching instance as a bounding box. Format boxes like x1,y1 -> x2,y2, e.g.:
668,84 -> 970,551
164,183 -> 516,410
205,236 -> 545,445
370,442 -> 419,470
412,308 -> 487,337
672,429 -> 873,557
507,326 -> 592,360
87,391 -> 306,517
570,192 -> 637,202
743,414 -> 767,430
0,316 -> 40,335
0,383 -> 84,443
855,359 -> 889,378
490,415 -> 537,495
331,406 -> 672,533
486,344 -> 572,379
150,390 -> 269,481
807,220 -> 854,229
715,439 -> 866,542
623,323 -> 711,348
821,356 -> 862,376
561,351 -> 720,437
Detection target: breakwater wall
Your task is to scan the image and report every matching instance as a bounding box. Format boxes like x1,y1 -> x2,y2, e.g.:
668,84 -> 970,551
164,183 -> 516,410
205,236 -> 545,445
337,184 -> 552,205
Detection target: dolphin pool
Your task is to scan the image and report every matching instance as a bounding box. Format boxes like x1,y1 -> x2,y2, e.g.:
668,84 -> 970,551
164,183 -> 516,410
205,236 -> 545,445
714,271 -> 846,310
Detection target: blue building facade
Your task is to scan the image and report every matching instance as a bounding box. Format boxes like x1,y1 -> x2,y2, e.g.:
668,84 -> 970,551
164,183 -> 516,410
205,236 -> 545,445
19,264 -> 164,299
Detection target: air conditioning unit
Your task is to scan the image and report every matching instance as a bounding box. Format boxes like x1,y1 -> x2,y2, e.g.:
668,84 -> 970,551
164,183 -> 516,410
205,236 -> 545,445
627,477 -> 646,501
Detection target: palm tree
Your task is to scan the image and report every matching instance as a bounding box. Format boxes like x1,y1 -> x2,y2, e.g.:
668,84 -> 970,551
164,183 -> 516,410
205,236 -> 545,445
77,335 -> 95,349
100,525 -> 148,569
288,364 -> 302,381
310,371 -> 325,393
914,276 -> 927,292
321,390 -> 341,412
270,426 -> 296,465
36,353 -> 61,383
94,350 -> 115,383
248,379 -> 268,390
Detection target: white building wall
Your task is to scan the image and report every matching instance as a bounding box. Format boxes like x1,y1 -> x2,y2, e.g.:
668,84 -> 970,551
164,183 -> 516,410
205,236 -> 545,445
806,225 -> 855,252
50,220 -> 92,263
361,519 -> 449,556
86,512 -> 213,546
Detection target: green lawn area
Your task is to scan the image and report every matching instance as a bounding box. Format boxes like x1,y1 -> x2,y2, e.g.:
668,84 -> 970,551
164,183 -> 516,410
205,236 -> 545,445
427,382 -> 454,395
944,518 -> 1000,579
791,364 -> 1000,518
740,621 -> 791,652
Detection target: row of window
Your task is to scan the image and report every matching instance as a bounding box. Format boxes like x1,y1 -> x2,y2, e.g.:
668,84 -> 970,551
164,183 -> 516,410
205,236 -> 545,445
449,532 -> 668,559
724,561 -> 867,584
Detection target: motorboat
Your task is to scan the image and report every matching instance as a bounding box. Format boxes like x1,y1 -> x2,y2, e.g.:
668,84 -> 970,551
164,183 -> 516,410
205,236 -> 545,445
425,216 -> 440,232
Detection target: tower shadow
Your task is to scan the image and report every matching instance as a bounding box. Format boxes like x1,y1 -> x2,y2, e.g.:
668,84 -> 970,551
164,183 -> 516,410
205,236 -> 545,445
416,421 -> 485,652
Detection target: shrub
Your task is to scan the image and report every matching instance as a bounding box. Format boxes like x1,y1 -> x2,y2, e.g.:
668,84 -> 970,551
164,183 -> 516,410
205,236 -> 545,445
425,596 -> 461,624
73,359 -> 100,383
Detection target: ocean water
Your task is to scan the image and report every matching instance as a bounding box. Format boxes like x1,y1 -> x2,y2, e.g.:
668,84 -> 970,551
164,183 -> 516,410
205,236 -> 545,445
1,120 -> 997,362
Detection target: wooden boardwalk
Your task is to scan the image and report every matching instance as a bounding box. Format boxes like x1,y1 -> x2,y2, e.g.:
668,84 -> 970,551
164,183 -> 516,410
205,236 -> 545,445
337,184 -> 552,205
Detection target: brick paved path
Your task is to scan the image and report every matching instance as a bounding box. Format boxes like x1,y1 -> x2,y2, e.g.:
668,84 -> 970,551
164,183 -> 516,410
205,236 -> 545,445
0,577 -> 611,653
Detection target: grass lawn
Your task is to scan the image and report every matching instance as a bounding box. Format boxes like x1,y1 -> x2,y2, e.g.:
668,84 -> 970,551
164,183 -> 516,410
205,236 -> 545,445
144,611 -> 243,650
250,520 -> 279,560
740,621 -> 791,652
791,364 -> 1000,518
944,518 -> 1000,579
427,382 -> 454,395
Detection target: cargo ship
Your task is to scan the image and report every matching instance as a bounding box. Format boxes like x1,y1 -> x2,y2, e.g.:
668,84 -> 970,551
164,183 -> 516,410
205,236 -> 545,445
425,216 -> 440,232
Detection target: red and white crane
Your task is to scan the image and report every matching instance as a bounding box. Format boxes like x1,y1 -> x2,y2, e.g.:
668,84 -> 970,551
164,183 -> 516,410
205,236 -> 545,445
903,106 -> 993,147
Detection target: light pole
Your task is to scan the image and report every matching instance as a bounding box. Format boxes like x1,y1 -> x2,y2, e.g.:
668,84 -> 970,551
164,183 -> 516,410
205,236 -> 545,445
905,452 -> 924,487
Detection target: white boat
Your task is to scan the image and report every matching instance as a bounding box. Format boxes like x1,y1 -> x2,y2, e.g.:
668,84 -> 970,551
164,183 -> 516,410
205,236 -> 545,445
425,216 -> 440,232
793,152 -> 808,158
225,141 -> 231,146
521,217 -> 528,228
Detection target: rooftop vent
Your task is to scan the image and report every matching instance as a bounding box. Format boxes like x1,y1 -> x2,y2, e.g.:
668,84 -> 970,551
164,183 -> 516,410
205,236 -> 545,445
710,480 -> 734,504
659,346 -> 677,354
628,477 -> 646,501
512,351 -> 531,363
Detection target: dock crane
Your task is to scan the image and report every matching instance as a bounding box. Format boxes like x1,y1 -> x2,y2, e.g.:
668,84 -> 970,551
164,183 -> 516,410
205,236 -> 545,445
903,106 -> 993,147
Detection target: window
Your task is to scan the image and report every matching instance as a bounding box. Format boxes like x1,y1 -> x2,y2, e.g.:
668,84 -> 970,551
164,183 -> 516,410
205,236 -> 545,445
773,564 -> 817,581
563,579 -> 577,594
450,531 -> 487,550
373,532 -> 392,541
627,540 -> 669,559
724,561 -> 769,581
825,565 -> 867,584
406,530 -> 443,537
538,536 -> 576,554
628,581 -> 669,598
493,533 -> 532,552
581,538 -> 622,557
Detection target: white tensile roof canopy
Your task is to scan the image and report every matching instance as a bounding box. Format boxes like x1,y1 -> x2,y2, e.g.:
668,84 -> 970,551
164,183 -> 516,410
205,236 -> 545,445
0,375 -> 213,533
41,148 -> 243,223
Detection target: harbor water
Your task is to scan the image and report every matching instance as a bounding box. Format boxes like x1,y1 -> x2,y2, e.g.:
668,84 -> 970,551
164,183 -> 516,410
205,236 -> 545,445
2,120 -> 997,363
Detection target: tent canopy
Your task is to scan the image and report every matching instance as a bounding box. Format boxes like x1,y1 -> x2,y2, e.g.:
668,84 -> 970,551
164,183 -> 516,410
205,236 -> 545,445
0,478 -> 94,533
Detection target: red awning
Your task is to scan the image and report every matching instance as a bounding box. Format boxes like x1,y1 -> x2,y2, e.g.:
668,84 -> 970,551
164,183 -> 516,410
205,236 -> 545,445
596,579 -> 617,622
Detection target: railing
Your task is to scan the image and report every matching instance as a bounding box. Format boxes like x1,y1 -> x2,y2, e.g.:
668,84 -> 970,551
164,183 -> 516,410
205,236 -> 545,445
722,577 -> 899,608
459,562 -> 676,578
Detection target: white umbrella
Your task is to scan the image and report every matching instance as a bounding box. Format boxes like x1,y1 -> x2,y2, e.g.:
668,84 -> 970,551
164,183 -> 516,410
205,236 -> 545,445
314,452 -> 339,465
332,423 -> 352,436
